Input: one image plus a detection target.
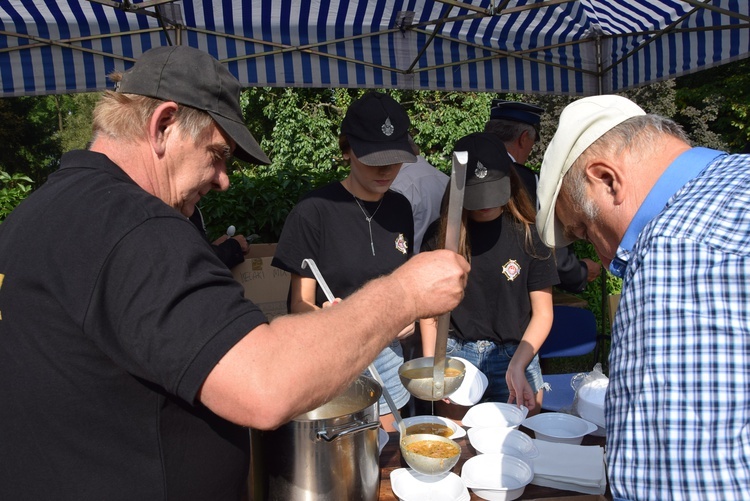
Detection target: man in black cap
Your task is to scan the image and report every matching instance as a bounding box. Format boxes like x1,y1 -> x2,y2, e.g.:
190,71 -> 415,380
0,46 -> 469,499
485,99 -> 600,293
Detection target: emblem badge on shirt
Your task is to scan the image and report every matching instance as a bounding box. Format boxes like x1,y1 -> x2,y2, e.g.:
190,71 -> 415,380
395,233 -> 408,254
381,117 -> 395,136
475,161 -> 488,179
501,259 -> 521,281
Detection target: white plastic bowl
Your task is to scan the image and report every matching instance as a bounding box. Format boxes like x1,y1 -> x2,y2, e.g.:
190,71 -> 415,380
467,427 -> 539,460
461,453 -> 533,501
462,402 -> 528,429
521,412 -> 598,445
447,357 -> 488,406
392,415 -> 467,439
390,468 -> 469,501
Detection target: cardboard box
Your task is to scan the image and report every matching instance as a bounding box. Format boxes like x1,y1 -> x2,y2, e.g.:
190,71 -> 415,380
231,243 -> 290,320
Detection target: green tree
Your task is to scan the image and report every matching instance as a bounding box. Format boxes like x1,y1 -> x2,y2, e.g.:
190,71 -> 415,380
0,96 -> 67,185
405,91 -> 494,172
59,92 -> 99,151
0,170 -> 34,222
200,87 -> 352,241
675,58 -> 750,152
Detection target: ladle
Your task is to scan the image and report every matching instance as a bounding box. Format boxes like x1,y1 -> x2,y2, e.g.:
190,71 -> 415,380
431,151 -> 467,399
301,258 -> 406,436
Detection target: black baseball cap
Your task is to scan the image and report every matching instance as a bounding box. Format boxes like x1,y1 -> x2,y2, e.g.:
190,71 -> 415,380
116,45 -> 270,165
455,132 -> 513,210
489,99 -> 545,126
340,91 -> 416,166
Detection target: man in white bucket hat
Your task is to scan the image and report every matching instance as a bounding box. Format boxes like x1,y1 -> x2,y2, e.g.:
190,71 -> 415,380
536,95 -> 750,501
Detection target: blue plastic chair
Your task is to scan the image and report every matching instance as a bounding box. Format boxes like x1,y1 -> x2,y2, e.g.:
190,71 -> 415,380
539,305 -> 598,412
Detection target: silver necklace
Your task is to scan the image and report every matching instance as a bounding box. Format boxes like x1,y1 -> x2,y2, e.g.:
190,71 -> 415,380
352,195 -> 384,256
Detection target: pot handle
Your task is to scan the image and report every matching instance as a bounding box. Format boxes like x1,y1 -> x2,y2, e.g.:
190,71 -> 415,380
316,420 -> 380,442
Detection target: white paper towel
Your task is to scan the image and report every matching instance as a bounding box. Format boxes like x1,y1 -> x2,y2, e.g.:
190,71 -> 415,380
530,439 -> 607,495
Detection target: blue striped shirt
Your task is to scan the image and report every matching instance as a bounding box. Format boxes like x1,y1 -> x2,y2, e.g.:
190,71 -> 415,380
607,150 -> 750,500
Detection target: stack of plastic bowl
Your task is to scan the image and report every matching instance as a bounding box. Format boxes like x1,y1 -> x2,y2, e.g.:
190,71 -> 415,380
461,453 -> 534,500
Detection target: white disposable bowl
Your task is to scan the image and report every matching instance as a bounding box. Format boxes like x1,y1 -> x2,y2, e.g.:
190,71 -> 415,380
447,357 -> 488,406
467,427 -> 539,460
390,468 -> 469,501
393,415 -> 466,439
462,402 -> 528,429
521,412 -> 598,445
461,453 -> 533,501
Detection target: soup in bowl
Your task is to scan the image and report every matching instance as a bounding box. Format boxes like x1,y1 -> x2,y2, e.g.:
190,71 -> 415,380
400,433 -> 461,475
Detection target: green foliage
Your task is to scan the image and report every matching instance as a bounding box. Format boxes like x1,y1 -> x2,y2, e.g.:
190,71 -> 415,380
199,162 -> 345,242
59,93 -> 99,151
406,91 -> 495,172
0,96 -> 66,185
199,88 -> 354,241
0,170 -> 34,222
675,58 -> 750,151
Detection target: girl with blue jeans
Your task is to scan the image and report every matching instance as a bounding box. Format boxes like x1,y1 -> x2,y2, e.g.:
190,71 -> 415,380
420,132 -> 558,418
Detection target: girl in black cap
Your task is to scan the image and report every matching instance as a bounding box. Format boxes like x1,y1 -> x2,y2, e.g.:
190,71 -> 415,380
420,132 -> 559,417
272,91 -> 418,431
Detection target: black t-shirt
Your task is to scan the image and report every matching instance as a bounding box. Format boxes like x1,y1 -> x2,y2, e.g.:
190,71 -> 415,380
423,213 -> 558,343
272,182 -> 414,305
0,150 -> 267,499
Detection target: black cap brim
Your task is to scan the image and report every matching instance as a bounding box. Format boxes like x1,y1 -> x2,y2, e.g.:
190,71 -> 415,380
463,178 -> 511,210
209,111 -> 271,165
347,135 -> 416,166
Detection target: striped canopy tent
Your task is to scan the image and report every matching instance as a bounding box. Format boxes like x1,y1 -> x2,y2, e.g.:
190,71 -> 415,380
1,0 -> 749,98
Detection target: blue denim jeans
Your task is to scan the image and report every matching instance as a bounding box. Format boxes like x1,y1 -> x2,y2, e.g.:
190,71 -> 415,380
446,337 -> 545,403
366,339 -> 409,415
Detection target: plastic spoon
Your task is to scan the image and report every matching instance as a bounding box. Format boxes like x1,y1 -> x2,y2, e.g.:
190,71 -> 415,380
301,258 -> 406,436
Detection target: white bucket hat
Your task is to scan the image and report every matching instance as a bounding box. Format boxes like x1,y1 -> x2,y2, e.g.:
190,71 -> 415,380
536,95 -> 646,248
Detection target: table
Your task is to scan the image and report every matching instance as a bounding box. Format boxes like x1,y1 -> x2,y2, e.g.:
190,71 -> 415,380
378,429 -> 611,501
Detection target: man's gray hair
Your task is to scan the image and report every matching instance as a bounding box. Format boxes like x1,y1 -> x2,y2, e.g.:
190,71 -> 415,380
484,119 -> 537,143
562,114 -> 690,220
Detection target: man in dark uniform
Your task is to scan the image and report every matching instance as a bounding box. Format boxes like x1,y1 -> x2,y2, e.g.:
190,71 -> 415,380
485,99 -> 600,293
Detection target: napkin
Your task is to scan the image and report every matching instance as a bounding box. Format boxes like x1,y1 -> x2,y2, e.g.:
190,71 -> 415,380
530,439 -> 607,495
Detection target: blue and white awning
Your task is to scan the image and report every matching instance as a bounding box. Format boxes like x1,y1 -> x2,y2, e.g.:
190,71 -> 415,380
1,0 -> 748,97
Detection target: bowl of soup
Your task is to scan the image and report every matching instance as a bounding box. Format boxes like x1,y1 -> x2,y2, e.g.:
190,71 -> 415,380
399,357 -> 466,401
394,415 -> 466,439
400,433 -> 462,476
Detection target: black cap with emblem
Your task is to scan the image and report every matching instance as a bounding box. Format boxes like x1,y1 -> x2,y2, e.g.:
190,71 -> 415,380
340,91 -> 416,166
455,132 -> 513,210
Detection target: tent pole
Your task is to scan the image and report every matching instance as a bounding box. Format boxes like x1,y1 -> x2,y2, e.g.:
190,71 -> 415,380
596,33 -> 602,96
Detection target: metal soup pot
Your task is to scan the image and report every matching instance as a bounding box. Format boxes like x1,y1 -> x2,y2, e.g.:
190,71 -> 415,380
250,375 -> 382,500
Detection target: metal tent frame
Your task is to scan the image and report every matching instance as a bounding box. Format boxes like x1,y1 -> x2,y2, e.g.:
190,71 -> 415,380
1,0 -> 748,97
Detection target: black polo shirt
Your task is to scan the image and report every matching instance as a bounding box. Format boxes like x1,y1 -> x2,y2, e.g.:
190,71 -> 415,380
0,150 -> 267,499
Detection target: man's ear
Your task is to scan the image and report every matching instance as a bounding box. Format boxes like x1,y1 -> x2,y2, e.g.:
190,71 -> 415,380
147,101 -> 180,156
586,160 -> 626,206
